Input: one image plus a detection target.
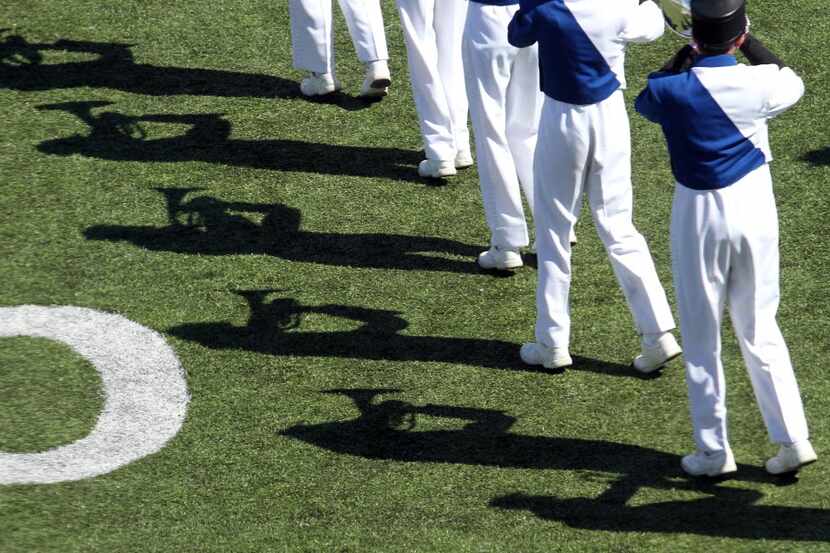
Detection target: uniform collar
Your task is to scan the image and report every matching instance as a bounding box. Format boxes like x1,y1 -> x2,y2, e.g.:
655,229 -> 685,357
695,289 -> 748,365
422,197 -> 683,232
693,54 -> 738,68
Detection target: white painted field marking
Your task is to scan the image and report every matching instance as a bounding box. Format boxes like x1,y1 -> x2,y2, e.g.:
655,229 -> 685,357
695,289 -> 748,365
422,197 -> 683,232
0,305 -> 189,485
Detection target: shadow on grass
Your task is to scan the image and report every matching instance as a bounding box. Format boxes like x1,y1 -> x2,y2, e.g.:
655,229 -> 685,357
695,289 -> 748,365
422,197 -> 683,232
85,188 -> 482,274
0,33 -> 373,111
491,491 -> 829,541
802,147 -> 830,167
282,389 -> 828,542
36,101 -> 428,183
168,291 -> 657,377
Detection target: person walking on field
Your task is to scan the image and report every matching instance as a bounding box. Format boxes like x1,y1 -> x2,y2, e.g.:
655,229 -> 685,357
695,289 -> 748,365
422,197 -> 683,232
289,0 -> 391,98
397,0 -> 472,178
509,0 -> 682,372
463,0 -> 543,270
636,0 -> 816,477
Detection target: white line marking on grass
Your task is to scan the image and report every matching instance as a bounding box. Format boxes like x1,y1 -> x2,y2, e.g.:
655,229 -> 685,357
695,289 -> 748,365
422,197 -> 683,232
0,305 -> 189,485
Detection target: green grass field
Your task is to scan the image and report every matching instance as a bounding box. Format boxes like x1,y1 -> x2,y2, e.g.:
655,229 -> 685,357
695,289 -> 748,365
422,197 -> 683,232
2,1 -> 829,551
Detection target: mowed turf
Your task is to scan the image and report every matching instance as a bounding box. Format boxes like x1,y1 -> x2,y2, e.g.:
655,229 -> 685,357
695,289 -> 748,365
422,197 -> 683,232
1,1 -> 829,551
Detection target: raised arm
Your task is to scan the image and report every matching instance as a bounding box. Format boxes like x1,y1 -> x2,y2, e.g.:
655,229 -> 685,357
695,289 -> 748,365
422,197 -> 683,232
619,0 -> 665,43
659,44 -> 697,73
740,33 -> 784,68
508,5 -> 539,48
741,34 -> 804,118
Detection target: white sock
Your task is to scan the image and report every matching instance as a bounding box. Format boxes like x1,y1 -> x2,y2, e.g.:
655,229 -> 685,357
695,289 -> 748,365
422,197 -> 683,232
642,332 -> 666,348
365,60 -> 388,73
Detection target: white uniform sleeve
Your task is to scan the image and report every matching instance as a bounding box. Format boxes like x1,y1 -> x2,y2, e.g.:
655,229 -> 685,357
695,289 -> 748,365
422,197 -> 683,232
763,66 -> 805,119
618,0 -> 665,43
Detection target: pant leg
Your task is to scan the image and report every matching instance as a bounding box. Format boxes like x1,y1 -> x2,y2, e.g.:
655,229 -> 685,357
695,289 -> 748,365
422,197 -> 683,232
435,0 -> 470,153
397,0 -> 456,161
337,0 -> 389,63
671,183 -> 731,453
464,4 -> 529,249
724,167 -> 810,445
290,0 -> 335,74
533,97 -> 589,349
505,33 -> 542,235
585,91 -> 676,336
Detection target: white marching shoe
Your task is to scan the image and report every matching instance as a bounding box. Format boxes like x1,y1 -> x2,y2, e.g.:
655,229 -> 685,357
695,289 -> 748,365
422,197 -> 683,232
454,148 -> 474,169
360,60 -> 391,98
520,342 -> 573,370
477,246 -> 523,270
300,72 -> 341,96
418,159 -> 457,178
681,449 -> 737,477
633,332 -> 682,373
765,441 -> 817,475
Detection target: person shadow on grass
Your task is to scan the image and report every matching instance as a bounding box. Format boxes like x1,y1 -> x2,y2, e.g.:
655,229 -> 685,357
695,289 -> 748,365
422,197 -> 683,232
84,187 -> 481,274
801,147 -> 830,167
0,32 -> 373,110
36,101 -> 426,182
168,290 -> 661,377
281,388 -> 830,542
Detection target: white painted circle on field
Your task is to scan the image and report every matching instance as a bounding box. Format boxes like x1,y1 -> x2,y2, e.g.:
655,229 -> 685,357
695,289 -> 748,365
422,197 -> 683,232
0,305 -> 189,485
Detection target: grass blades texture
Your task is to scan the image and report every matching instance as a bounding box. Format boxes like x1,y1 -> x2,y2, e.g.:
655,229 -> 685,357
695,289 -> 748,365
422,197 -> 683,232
1,1 -> 829,551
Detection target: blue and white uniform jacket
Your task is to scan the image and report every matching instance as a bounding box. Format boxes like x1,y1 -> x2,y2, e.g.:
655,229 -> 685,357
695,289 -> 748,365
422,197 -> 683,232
507,0 -> 664,105
635,54 -> 804,190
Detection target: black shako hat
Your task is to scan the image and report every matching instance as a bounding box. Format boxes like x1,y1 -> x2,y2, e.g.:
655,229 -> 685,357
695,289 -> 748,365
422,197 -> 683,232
691,0 -> 748,49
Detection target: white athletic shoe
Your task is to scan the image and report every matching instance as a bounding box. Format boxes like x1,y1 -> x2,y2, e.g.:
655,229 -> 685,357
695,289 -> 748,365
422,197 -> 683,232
681,449 -> 737,477
766,441 -> 817,475
300,72 -> 341,96
359,60 -> 391,98
477,246 -> 523,270
520,342 -> 573,370
454,149 -> 474,169
633,332 -> 682,373
418,159 -> 457,178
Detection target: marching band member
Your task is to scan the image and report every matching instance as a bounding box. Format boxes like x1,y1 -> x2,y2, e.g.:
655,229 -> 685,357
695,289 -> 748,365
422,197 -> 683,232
464,0 -> 542,269
397,0 -> 471,177
289,0 -> 391,98
637,0 -> 816,477
510,0 -> 681,371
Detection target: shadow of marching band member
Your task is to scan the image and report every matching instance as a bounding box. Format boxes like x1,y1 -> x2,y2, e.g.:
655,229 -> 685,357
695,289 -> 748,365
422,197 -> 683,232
36,101 -> 425,182
282,389 -> 829,541
169,291 -> 518,369
169,291 -> 673,377
84,187 -> 481,273
802,147 -> 830,167
0,32 -> 374,109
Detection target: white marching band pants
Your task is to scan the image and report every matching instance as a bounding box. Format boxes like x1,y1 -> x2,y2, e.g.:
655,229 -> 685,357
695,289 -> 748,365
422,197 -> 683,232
463,3 -> 542,250
671,166 -> 809,453
396,0 -> 470,161
534,91 -> 676,349
289,0 -> 389,75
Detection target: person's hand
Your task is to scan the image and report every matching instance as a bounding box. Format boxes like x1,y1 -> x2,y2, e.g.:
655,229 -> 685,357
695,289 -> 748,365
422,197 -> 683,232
660,44 -> 697,73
